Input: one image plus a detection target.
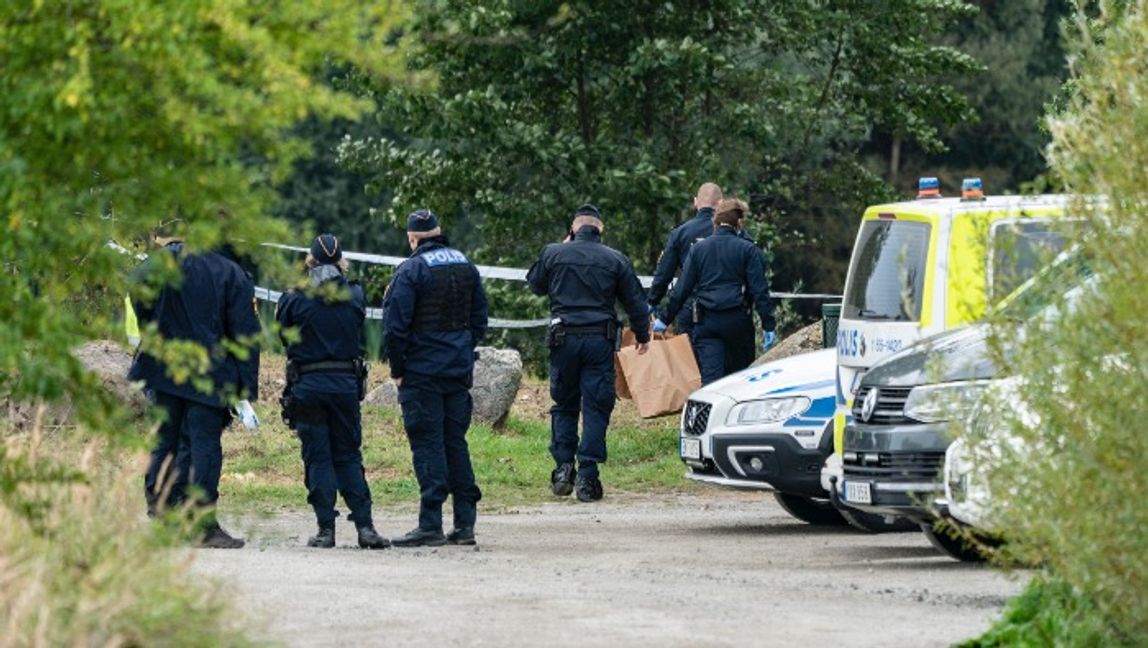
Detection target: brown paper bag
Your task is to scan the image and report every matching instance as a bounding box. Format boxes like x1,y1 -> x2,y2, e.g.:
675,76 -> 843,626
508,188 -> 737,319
615,328 -> 638,400
614,353 -> 632,400
615,334 -> 701,418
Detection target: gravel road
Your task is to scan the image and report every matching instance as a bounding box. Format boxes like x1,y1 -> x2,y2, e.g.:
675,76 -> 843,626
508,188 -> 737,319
193,491 -> 1021,647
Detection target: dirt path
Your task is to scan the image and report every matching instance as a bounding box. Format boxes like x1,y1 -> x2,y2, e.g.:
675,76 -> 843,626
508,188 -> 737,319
193,491 -> 1021,647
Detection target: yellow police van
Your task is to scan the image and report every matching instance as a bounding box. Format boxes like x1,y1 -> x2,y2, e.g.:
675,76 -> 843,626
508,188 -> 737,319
822,178 -> 1070,529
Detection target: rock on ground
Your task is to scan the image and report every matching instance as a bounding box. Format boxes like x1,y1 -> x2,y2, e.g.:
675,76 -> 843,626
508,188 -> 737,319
364,346 -> 523,425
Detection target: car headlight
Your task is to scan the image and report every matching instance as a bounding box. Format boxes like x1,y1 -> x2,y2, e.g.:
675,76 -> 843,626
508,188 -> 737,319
903,381 -> 991,423
726,397 -> 810,426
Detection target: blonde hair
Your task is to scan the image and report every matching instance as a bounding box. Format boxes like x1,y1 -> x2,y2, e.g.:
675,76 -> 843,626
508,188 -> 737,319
408,227 -> 443,241
713,198 -> 749,229
305,253 -> 350,273
571,215 -> 603,231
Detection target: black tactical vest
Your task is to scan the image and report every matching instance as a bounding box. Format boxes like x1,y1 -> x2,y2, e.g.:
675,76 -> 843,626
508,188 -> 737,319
411,249 -> 475,332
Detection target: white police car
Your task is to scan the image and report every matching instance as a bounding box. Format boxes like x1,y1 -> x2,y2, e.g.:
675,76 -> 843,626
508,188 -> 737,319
679,348 -> 847,525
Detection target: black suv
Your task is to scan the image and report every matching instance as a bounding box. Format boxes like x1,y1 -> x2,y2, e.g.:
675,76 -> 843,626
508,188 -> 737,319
834,325 -> 997,524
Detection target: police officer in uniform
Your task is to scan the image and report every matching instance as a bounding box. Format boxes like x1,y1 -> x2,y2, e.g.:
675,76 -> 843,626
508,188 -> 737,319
129,222 -> 259,549
384,209 -> 488,547
527,204 -> 650,502
275,234 -> 389,550
647,183 -> 723,334
659,198 -> 776,385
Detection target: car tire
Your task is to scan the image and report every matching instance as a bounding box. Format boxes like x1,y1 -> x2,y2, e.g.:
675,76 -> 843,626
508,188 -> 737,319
773,492 -> 849,526
839,508 -> 919,533
922,522 -> 993,562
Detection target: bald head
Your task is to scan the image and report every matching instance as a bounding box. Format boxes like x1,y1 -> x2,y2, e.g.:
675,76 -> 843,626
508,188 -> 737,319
694,183 -> 723,210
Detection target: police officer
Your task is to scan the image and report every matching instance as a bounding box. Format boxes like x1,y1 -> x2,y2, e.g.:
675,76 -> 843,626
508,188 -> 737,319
384,209 -> 488,547
129,220 -> 259,549
527,204 -> 650,502
275,234 -> 389,550
659,198 -> 776,385
647,183 -> 724,334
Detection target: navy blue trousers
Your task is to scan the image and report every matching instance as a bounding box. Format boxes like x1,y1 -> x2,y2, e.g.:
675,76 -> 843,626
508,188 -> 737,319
548,334 -> 615,479
399,374 -> 481,532
145,390 -> 228,512
294,383 -> 374,529
691,308 -> 755,385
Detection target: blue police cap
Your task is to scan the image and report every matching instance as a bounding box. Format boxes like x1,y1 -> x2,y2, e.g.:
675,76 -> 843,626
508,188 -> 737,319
407,208 -> 440,232
310,233 -> 342,265
574,204 -> 603,222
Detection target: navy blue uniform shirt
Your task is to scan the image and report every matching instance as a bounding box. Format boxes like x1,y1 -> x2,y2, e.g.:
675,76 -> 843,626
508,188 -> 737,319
275,269 -> 366,393
661,227 -> 776,332
647,206 -> 716,307
526,226 -> 651,343
128,242 -> 261,408
383,237 -> 489,380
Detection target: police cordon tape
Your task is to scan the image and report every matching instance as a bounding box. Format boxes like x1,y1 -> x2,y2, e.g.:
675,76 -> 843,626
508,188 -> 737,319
109,240 -> 842,329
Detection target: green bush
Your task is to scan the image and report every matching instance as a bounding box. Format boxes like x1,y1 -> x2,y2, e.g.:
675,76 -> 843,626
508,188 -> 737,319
972,2 -> 1148,644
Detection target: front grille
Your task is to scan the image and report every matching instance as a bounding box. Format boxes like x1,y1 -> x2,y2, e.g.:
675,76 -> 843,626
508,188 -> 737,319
843,451 -> 945,481
682,400 -> 712,436
852,386 -> 912,425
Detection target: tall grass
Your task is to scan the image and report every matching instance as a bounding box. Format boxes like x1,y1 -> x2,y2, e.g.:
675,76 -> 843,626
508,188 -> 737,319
0,428 -> 261,648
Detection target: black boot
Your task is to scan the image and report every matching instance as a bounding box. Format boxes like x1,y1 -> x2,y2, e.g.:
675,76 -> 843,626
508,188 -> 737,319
308,526 -> 335,548
575,475 -> 604,502
551,463 -> 576,497
357,525 -> 391,550
391,527 -> 447,547
199,524 -> 246,549
446,527 -> 476,545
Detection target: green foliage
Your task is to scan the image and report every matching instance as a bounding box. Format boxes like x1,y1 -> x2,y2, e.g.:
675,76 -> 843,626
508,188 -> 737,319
891,0 -> 1071,194
339,0 -> 978,298
962,578 -> 1125,647
972,1 -> 1148,643
0,0 -> 406,432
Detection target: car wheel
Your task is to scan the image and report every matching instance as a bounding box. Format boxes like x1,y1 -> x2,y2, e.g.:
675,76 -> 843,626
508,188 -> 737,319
773,492 -> 848,526
922,522 -> 994,562
839,508 -> 919,533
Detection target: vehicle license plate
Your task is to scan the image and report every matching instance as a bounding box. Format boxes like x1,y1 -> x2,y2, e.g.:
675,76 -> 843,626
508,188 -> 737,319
680,437 -> 701,460
844,481 -> 872,504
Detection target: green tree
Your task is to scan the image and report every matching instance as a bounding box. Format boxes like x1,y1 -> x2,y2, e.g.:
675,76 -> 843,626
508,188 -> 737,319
883,0 -> 1071,194
339,0 -> 979,298
0,1 -> 406,431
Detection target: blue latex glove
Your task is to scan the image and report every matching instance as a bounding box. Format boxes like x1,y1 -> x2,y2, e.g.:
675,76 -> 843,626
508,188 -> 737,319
761,331 -> 777,353
652,318 -> 668,334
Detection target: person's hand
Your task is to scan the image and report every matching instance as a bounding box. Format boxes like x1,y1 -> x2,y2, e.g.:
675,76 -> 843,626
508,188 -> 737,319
394,376 -> 403,387
762,330 -> 777,353
636,342 -> 649,355
647,303 -> 657,314
652,318 -> 668,334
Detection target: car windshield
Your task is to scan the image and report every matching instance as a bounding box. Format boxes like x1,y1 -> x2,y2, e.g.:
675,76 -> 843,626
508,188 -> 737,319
843,219 -> 930,321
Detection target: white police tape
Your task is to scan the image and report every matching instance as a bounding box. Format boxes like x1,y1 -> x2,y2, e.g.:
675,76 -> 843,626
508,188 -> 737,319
253,286 -> 548,326
264,242 -> 844,300
111,240 -> 841,330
